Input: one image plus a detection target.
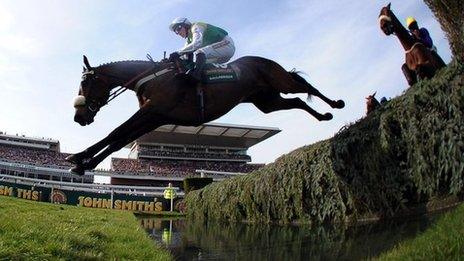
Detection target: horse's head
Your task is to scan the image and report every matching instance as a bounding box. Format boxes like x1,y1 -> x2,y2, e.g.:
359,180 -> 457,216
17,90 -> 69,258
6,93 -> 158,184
366,91 -> 380,115
378,3 -> 394,35
73,56 -> 111,126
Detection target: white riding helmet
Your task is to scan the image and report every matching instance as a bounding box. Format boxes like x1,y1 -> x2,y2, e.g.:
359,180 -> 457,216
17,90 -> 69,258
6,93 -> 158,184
169,17 -> 191,32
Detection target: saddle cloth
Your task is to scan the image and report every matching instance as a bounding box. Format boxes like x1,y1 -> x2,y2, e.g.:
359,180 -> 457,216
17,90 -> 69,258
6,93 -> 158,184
201,63 -> 240,84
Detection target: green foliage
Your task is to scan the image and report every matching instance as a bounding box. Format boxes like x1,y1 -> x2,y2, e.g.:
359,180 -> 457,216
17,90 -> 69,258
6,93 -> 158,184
184,61 -> 464,225
423,0 -> 464,62
376,203 -> 464,260
183,177 -> 214,193
0,196 -> 172,260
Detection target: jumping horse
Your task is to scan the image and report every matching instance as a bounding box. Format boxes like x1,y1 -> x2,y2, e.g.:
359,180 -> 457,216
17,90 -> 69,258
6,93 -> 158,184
378,3 -> 446,86
66,55 -> 345,175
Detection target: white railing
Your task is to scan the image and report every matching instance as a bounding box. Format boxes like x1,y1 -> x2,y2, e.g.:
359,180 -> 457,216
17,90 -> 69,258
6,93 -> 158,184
195,169 -> 246,177
0,174 -> 184,197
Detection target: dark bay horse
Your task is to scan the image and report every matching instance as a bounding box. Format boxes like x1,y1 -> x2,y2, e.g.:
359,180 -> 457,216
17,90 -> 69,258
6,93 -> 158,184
66,55 -> 345,175
378,3 -> 445,86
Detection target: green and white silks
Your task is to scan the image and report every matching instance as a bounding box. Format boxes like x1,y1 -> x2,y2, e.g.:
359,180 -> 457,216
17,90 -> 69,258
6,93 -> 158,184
178,22 -> 235,64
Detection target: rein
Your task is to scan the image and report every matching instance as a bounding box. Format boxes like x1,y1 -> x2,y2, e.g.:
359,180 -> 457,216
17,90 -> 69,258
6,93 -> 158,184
105,67 -> 154,104
82,61 -> 174,109
91,65 -> 163,105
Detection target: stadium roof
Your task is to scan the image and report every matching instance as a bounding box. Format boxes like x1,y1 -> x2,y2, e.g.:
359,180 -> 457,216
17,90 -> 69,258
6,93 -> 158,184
126,122 -> 281,148
0,133 -> 59,144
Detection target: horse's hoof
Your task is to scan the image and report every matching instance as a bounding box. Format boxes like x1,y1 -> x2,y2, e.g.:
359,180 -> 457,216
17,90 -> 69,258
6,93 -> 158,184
319,113 -> 333,121
65,154 -> 82,165
334,100 -> 345,109
69,166 -> 85,176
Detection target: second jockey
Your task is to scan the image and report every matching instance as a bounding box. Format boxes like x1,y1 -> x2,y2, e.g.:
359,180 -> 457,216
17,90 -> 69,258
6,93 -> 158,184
169,17 -> 235,82
406,17 -> 437,53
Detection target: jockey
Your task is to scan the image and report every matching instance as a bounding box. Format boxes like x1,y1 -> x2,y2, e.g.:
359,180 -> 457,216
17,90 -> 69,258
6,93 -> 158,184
406,17 -> 437,52
169,17 -> 235,81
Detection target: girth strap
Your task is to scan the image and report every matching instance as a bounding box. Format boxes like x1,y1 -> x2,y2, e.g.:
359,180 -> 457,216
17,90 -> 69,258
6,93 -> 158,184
405,42 -> 424,54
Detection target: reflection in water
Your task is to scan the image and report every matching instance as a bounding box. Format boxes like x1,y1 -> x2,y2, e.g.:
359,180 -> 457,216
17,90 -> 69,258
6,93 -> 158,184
138,215 -> 438,260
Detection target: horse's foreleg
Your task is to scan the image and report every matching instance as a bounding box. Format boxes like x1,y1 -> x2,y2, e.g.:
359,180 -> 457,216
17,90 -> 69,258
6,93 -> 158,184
253,94 -> 333,121
70,111 -> 167,175
86,117 -> 165,171
66,106 -> 154,166
402,63 -> 417,86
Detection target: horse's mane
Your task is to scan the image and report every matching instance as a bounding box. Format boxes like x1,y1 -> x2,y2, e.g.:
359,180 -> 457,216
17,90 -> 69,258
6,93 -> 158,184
99,60 -> 155,68
95,60 -> 161,76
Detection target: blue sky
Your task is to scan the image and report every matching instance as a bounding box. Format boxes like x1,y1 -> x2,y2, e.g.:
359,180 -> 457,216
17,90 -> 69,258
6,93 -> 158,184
0,0 -> 452,169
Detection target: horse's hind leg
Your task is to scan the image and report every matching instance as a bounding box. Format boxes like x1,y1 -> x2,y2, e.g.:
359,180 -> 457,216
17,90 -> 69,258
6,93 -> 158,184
252,92 -> 333,121
417,63 -> 437,80
434,52 -> 446,68
288,72 -> 345,109
265,62 -> 344,109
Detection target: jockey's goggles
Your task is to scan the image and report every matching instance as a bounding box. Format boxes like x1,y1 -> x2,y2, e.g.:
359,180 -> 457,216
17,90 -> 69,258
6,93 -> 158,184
174,24 -> 183,34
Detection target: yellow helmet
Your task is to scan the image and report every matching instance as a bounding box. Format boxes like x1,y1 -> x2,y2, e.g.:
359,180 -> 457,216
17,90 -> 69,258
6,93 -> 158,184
406,17 -> 416,28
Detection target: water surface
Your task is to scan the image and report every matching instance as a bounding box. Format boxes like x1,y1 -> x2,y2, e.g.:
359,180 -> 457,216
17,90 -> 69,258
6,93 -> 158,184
138,215 -> 439,260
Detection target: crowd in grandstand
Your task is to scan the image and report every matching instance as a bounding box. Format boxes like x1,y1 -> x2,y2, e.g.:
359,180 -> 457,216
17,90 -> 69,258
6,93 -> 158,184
0,144 -> 72,168
138,148 -> 251,160
0,130 -> 265,181
0,143 -> 263,178
111,158 -> 263,176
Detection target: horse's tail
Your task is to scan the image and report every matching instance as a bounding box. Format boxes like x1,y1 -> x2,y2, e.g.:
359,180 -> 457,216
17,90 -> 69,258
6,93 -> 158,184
288,69 -> 313,101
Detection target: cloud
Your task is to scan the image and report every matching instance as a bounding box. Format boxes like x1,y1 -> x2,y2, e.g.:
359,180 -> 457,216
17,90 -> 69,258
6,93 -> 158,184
0,5 -> 13,32
0,35 -> 41,56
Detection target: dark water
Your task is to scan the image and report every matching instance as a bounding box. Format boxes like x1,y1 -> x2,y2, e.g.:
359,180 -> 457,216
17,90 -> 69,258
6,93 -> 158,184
137,214 -> 440,261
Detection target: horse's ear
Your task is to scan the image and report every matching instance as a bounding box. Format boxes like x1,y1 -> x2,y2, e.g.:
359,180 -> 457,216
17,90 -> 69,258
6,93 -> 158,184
372,91 -> 377,97
386,3 -> 391,10
82,66 -> 86,72
83,55 -> 92,70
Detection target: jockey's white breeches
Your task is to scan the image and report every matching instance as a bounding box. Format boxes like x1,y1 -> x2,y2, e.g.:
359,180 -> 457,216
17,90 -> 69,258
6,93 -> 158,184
194,35 -> 235,64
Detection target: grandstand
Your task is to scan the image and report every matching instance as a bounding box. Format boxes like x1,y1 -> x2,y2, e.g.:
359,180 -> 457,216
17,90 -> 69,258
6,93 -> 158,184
0,132 -> 92,183
0,122 -> 280,190
0,123 -> 279,212
110,122 -> 281,187
0,132 -> 176,212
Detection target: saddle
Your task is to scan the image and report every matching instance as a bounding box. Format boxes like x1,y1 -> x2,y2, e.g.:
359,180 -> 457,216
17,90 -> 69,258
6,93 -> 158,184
172,58 -> 240,84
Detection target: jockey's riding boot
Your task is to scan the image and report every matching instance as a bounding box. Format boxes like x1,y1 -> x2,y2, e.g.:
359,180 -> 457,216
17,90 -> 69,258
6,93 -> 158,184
189,53 -> 206,82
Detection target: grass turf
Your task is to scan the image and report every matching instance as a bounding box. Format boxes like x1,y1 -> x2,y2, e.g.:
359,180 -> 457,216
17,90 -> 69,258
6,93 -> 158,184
0,196 -> 172,260
376,203 -> 464,260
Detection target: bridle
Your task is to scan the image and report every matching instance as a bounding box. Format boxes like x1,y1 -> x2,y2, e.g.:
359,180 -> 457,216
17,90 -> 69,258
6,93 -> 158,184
378,12 -> 395,36
79,65 -> 157,112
